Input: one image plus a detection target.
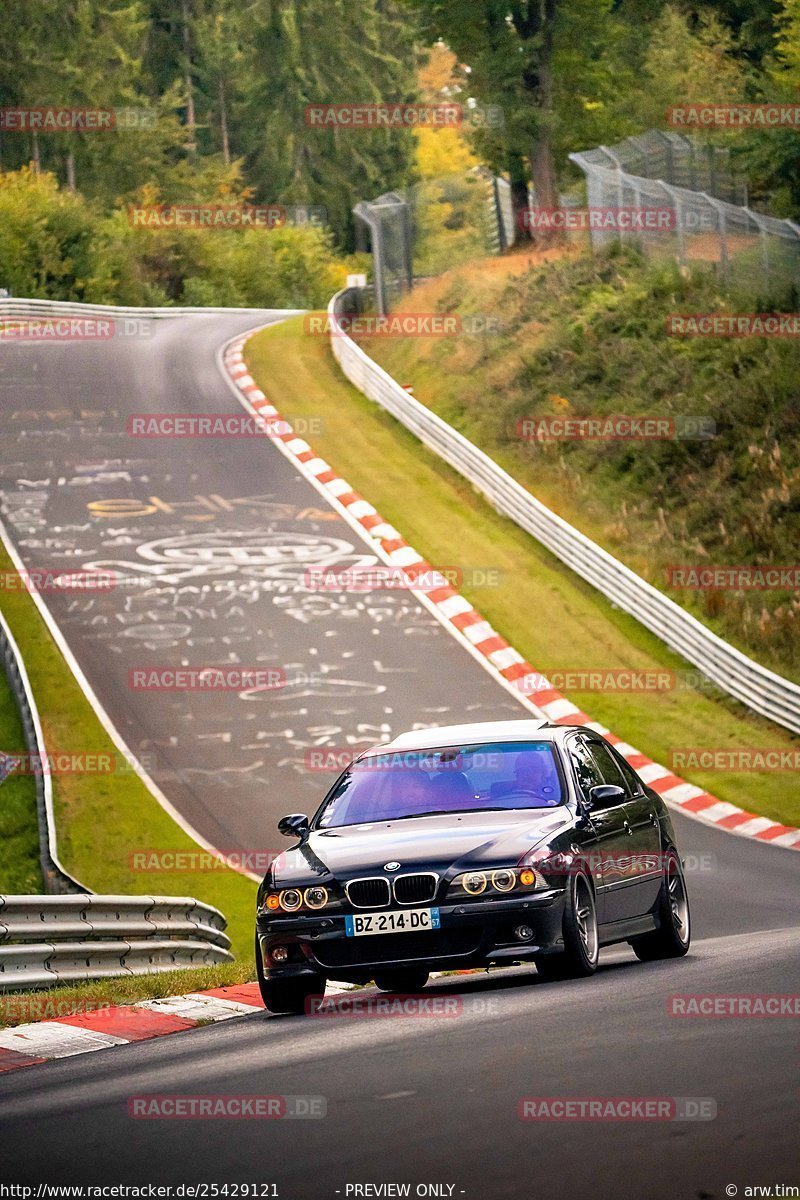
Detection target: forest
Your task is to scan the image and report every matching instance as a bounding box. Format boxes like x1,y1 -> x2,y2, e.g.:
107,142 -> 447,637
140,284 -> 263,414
0,0 -> 798,303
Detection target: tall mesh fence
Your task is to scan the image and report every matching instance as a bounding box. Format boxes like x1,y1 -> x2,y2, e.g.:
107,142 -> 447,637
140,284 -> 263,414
354,131 -> 800,301
570,131 -> 800,295
353,192 -> 413,315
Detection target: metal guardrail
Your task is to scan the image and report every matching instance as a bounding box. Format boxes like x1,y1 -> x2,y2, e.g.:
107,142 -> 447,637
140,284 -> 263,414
0,299 -> 278,320
0,609 -> 84,894
0,894 -> 232,991
328,288 -> 800,736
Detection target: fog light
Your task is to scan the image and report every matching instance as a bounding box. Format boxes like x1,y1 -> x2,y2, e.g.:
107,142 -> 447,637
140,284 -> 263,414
271,945 -> 289,962
514,924 -> 534,941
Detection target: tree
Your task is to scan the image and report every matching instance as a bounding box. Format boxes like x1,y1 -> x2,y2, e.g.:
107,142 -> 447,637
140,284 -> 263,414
406,1 -> 617,243
691,0 -> 781,67
632,5 -> 749,130
236,0 -> 418,249
732,0 -> 800,213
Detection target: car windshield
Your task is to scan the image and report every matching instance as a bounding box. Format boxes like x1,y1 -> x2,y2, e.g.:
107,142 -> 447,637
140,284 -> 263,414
314,741 -> 564,829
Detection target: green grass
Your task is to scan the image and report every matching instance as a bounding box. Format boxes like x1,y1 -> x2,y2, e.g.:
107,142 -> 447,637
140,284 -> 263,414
0,961 -> 256,1028
359,246 -> 800,683
0,540 -> 256,966
0,645 -> 42,893
245,315 -> 800,830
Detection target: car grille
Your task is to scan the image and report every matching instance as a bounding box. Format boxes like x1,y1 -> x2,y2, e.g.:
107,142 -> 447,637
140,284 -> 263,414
345,878 -> 391,909
312,929 -> 481,970
393,873 -> 438,904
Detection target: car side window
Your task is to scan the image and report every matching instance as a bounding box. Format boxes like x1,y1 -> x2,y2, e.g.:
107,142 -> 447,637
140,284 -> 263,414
567,737 -> 604,801
608,747 -> 644,796
582,734 -> 633,811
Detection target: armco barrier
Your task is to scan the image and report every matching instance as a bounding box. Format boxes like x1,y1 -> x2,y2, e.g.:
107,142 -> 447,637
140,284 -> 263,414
0,298 -> 280,320
0,609 -> 84,894
328,288 -> 800,736
0,895 -> 232,991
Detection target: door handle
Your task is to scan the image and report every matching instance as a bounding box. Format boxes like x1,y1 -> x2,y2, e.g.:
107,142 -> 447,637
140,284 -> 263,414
623,819 -> 633,836
650,811 -> 659,827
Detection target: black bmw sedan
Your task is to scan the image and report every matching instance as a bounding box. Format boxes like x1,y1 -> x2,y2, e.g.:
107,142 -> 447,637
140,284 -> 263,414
255,719 -> 691,1012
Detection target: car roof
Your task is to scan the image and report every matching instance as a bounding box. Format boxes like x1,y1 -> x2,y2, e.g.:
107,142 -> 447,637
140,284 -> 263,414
359,719 -> 568,757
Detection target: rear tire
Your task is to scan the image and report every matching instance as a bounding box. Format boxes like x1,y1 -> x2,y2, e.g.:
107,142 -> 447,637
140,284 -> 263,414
535,873 -> 599,980
255,936 -> 325,1014
373,968 -> 430,993
630,851 -> 690,961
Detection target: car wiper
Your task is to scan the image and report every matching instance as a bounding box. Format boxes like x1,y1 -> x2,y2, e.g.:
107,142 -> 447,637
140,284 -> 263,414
384,809 -> 456,821
385,806 -> 520,820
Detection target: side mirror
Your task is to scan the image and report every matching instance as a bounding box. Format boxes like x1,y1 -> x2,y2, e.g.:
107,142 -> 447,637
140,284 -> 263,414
588,784 -> 626,810
278,813 -> 310,839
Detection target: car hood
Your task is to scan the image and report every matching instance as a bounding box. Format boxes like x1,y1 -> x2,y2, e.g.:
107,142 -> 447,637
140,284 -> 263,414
270,808 -> 573,885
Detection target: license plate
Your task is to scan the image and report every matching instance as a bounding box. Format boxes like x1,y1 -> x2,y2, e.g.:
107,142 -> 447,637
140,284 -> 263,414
345,907 -> 440,937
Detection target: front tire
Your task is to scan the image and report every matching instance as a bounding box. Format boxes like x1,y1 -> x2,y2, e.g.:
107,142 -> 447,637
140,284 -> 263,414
536,873 -> 599,980
373,968 -> 430,993
256,936 -> 325,1014
630,851 -> 691,961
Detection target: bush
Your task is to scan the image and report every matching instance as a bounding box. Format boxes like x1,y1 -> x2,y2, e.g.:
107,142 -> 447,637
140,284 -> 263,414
0,168 -> 99,300
0,168 -> 353,308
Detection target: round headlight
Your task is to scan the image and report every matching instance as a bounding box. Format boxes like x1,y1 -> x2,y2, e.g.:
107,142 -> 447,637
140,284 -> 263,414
304,886 -> 329,910
519,868 -> 537,887
279,888 -> 303,911
491,869 -> 516,892
266,894 -> 281,911
462,871 -> 487,895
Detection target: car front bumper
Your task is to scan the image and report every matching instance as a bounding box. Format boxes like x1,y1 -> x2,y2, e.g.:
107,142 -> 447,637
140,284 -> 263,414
256,889 -> 567,982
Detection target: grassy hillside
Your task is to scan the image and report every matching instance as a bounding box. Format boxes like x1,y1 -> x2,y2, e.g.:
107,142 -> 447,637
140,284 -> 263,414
358,245 -> 800,684
245,317 -> 799,829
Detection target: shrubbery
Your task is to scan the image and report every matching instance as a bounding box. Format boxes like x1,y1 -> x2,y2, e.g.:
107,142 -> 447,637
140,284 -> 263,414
362,246 -> 800,679
0,168 -> 356,308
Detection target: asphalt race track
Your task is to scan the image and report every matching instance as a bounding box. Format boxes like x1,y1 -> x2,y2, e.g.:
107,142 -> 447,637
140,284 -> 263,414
0,313 -> 798,1198
0,312 -> 524,854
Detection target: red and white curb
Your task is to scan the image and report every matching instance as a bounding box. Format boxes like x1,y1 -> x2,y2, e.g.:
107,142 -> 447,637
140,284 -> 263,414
222,334 -> 800,854
0,981 -> 360,1074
